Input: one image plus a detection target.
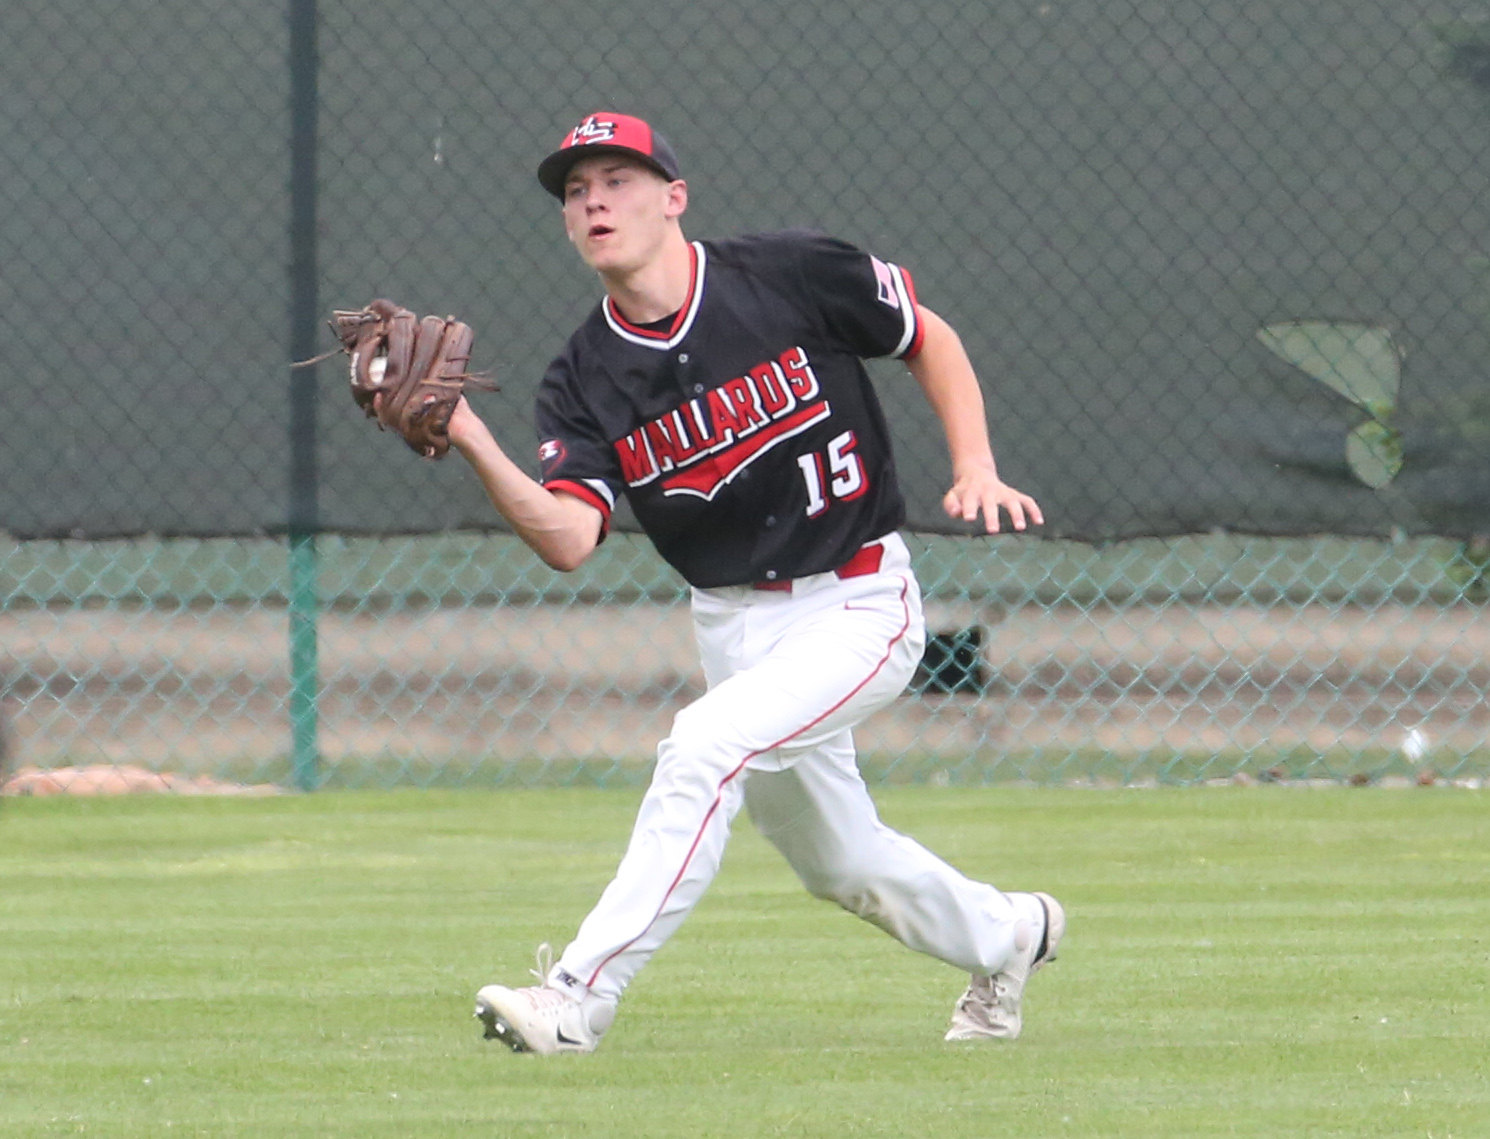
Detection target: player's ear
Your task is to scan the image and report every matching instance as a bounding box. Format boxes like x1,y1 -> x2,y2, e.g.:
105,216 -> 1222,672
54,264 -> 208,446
664,179 -> 688,219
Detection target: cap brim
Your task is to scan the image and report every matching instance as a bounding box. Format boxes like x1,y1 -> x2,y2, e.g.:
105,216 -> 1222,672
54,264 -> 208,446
537,145 -> 674,200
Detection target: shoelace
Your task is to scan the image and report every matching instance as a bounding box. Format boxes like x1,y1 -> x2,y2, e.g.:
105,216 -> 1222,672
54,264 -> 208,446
530,942 -> 555,985
956,970 -> 1017,1014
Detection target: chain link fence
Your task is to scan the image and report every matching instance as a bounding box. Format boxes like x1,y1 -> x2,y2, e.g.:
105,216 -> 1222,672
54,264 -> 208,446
6,531 -> 1487,789
3,0 -> 1488,790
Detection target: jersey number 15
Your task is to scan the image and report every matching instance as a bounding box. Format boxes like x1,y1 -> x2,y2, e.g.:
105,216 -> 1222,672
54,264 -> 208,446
796,430 -> 866,517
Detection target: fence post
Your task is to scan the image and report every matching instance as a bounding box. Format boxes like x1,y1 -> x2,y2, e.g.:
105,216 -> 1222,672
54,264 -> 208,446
288,0 -> 320,790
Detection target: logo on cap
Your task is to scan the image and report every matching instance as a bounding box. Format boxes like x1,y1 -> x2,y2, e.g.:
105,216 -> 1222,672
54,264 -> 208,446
539,111 -> 677,200
568,116 -> 617,148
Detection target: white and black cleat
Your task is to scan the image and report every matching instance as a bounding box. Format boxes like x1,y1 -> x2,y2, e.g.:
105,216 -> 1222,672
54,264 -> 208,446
472,982 -> 601,1054
474,993 -> 529,1051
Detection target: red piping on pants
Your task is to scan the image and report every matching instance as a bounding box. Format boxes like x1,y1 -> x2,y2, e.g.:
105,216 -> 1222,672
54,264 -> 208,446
586,577 -> 913,989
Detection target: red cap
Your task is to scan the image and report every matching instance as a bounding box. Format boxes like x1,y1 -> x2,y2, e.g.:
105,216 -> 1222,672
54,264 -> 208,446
537,112 -> 682,200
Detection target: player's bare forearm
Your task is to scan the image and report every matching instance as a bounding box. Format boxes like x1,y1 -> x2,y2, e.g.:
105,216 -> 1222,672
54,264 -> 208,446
907,305 -> 1044,533
447,398 -> 603,571
908,307 -> 996,473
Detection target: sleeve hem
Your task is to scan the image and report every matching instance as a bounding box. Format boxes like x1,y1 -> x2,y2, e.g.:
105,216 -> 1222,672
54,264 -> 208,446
896,268 -> 925,359
545,479 -> 613,542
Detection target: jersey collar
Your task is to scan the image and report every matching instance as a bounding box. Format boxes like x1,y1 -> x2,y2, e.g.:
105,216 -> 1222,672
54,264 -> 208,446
602,241 -> 706,350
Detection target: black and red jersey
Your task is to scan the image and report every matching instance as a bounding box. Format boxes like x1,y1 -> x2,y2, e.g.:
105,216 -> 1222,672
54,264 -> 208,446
535,230 -> 925,589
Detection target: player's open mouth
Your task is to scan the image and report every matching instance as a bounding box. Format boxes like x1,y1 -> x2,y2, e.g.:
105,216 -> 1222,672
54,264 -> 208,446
589,225 -> 615,239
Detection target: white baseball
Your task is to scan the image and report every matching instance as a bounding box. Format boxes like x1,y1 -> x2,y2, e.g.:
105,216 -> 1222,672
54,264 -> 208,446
350,351 -> 389,388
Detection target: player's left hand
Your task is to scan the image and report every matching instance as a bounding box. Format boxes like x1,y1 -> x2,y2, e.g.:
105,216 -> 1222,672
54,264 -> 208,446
316,299 -> 498,459
943,465 -> 1044,534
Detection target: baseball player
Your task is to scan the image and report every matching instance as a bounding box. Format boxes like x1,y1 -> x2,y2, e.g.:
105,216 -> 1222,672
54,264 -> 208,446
456,112 -> 1064,1053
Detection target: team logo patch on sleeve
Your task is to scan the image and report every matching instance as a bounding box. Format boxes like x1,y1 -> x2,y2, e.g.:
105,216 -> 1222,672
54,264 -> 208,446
871,256 -> 901,310
538,439 -> 567,476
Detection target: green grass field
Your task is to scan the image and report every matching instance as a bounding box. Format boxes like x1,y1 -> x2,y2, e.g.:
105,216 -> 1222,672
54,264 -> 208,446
2,788 -> 1486,1138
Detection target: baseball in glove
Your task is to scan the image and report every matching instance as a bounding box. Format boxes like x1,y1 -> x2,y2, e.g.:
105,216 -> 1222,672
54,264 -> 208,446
310,298 -> 497,459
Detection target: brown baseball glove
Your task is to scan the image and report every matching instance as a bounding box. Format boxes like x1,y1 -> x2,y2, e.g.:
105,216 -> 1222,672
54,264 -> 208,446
326,298 -> 496,459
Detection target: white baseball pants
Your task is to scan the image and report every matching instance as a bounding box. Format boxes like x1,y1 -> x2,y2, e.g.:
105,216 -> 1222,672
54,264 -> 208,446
552,533 -> 1029,1004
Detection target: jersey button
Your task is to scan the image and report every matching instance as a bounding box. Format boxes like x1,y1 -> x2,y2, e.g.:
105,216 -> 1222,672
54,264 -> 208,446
764,570 -> 778,580
765,515 -> 777,527
678,353 -> 690,363
693,384 -> 704,394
